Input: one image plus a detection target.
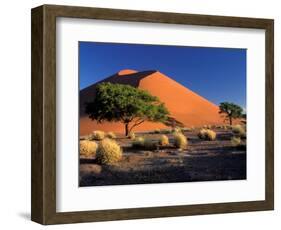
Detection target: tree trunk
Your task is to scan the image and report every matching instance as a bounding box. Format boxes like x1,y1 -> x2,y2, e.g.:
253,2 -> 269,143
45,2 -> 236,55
125,123 -> 129,136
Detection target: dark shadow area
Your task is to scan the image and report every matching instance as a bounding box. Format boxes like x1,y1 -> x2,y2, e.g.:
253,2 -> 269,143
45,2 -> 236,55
80,152 -> 246,187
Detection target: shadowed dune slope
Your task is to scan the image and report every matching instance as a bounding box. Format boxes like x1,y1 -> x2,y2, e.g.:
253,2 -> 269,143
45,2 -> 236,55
80,69 -> 224,135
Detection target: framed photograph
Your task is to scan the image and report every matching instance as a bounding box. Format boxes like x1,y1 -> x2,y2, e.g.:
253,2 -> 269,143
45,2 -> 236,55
31,4 -> 274,225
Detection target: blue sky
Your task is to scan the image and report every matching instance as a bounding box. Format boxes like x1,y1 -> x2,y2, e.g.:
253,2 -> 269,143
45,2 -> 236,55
79,42 -> 246,109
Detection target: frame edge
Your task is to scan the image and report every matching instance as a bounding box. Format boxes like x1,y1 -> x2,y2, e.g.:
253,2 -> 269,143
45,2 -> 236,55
31,5 -> 44,224
31,4 -> 275,225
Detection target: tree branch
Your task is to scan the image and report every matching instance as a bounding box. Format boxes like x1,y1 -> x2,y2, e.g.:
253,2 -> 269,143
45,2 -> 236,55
129,119 -> 145,133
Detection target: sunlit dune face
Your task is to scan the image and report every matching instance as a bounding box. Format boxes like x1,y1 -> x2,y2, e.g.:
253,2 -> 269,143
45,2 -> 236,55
118,69 -> 138,76
79,70 -> 226,136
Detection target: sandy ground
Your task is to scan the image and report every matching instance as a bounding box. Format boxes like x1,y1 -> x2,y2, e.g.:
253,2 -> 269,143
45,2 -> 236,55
79,128 -> 246,186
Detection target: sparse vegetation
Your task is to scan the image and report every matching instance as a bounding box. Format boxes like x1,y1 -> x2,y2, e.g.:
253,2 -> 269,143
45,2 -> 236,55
86,82 -> 169,136
96,138 -> 123,165
132,136 -> 145,148
154,129 -> 161,134
219,102 -> 243,125
162,129 -> 172,134
173,127 -> 182,133
143,138 -> 158,150
106,131 -> 116,139
173,132 -> 188,149
91,130 -> 105,140
182,127 -> 191,132
128,132 -> 135,139
232,125 -> 246,138
198,129 -> 216,141
231,137 -> 241,147
80,140 -> 98,157
80,125 -> 246,187
159,134 -> 169,146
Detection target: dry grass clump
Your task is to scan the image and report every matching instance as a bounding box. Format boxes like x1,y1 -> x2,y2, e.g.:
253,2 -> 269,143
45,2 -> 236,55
198,129 -> 216,141
80,140 -> 98,157
232,125 -> 246,138
128,132 -> 135,139
132,136 -> 145,148
159,134 -> 169,146
181,127 -> 192,132
91,130 -> 105,140
173,127 -> 182,133
173,132 -> 188,149
162,129 -> 172,134
154,128 -> 161,134
231,137 -> 241,146
143,139 -> 158,150
132,137 -> 158,150
96,138 -> 122,165
203,125 -> 212,129
106,131 -> 116,139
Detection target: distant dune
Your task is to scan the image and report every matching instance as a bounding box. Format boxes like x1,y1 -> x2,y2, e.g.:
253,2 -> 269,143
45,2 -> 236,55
80,69 -> 224,135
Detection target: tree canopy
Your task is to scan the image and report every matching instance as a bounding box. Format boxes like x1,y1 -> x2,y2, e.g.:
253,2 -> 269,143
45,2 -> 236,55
219,102 -> 243,125
85,82 -> 169,136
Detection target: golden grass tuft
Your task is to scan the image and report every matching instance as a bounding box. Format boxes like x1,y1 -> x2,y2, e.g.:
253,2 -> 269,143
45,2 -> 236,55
91,130 -> 105,140
132,136 -> 145,148
198,129 -> 216,141
154,128 -> 161,134
159,134 -> 169,146
173,132 -> 188,149
143,138 -> 158,150
231,137 -> 241,146
232,125 -> 246,138
173,127 -> 182,133
80,140 -> 98,157
128,132 -> 135,139
106,131 -> 116,139
96,138 -> 122,165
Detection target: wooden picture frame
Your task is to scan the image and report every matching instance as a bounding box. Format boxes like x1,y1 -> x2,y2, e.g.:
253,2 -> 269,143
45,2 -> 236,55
31,4 -> 274,225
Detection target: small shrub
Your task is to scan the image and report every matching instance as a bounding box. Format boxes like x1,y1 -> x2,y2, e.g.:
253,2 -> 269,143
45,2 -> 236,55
132,136 -> 145,148
198,129 -> 216,141
232,125 -> 243,133
205,129 -> 216,140
128,132 -> 135,139
80,140 -> 98,157
231,137 -> 241,146
232,125 -> 246,138
154,129 -> 161,134
198,129 -> 207,139
96,138 -> 122,165
173,133 -> 188,149
173,127 -> 182,133
181,127 -> 191,132
91,130 -> 105,140
162,129 -> 172,134
239,131 -> 246,139
159,135 -> 169,146
106,131 -> 116,139
143,138 -> 158,150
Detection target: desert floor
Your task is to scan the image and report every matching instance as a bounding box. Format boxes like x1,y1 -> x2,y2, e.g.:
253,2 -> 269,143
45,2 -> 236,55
79,128 -> 246,187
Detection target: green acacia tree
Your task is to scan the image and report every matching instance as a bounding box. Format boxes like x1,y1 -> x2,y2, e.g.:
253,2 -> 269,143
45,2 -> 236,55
219,102 -> 243,125
85,82 -> 169,136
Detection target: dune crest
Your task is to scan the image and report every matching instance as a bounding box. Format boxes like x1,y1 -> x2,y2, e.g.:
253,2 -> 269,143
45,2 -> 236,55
118,69 -> 137,75
80,70 -> 224,135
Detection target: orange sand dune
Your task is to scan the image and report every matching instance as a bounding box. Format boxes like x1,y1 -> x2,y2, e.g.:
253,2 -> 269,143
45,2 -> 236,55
80,69 -> 225,135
